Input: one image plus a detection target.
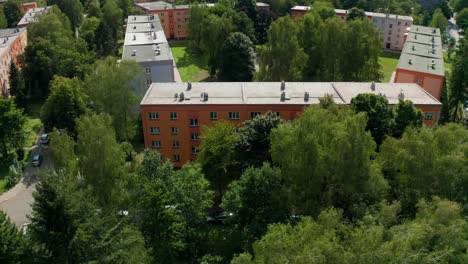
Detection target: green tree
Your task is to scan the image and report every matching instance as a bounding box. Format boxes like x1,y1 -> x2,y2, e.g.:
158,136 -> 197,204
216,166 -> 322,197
448,33 -> 468,122
40,76 -> 87,133
76,112 -> 126,207
80,16 -> 100,50
8,62 -> 26,109
235,0 -> 257,22
85,57 -> 145,141
199,120 -> 239,195
87,0 -> 102,18
49,130 -> 78,175
232,198 -> 468,264
392,99 -> 423,138
258,16 -> 307,81
311,0 -> 336,20
235,111 -> 281,169
187,3 -> 210,51
223,163 -> 289,241
4,0 -> 23,27
456,8 -> 468,31
378,124 -> 468,215
0,6 -> 7,29
347,7 -> 366,20
0,211 -> 27,263
430,8 -> 449,33
350,93 -> 394,146
55,0 -> 84,29
453,0 -> 468,12
270,100 -> 388,217
101,0 -> 123,45
218,32 -> 255,81
0,99 -> 26,162
298,12 -> 324,80
201,14 -> 234,75
94,21 -> 117,56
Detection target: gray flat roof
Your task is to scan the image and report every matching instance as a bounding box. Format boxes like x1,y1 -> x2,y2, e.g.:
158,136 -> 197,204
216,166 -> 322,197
397,26 -> 444,76
135,1 -> 215,11
17,6 -> 52,27
122,42 -> 172,63
0,27 -> 25,38
410,25 -> 441,36
256,2 -> 270,7
126,21 -> 163,33
141,82 -> 441,106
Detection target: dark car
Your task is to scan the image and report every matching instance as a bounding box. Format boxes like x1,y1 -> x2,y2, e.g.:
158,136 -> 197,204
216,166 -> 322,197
32,155 -> 42,167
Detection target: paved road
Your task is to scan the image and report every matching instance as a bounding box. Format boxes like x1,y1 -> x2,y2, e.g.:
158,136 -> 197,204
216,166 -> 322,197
0,129 -> 51,227
448,18 -> 461,44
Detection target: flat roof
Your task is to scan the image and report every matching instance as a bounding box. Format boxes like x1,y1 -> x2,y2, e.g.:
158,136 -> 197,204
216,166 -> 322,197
291,6 -> 412,20
122,42 -> 172,63
135,1 -> 215,11
141,82 -> 441,106
124,31 -> 167,46
256,2 -> 270,7
17,6 -> 52,26
126,21 -> 163,33
0,28 -> 26,56
397,26 -> 444,76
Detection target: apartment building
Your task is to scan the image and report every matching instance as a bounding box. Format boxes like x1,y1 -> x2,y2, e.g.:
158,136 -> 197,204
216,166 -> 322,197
141,82 -> 442,166
22,2 -> 38,12
0,28 -> 27,97
135,1 -> 269,39
17,6 -> 52,27
394,26 -> 445,100
122,15 -> 175,84
290,6 -> 413,51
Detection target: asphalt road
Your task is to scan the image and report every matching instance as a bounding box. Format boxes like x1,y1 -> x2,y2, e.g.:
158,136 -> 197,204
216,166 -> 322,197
0,130 -> 51,227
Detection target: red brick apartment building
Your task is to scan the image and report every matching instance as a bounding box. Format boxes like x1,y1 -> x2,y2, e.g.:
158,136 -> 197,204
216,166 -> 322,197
0,28 -> 28,97
141,82 -> 442,166
394,26 -> 445,100
135,1 -> 269,39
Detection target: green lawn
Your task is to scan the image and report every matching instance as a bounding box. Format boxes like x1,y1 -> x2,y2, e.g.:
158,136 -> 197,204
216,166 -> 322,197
25,118 -> 42,148
170,41 -> 210,82
379,51 -> 401,82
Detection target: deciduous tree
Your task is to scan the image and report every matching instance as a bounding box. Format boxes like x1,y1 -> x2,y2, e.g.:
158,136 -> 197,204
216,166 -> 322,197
0,211 -> 27,263
4,0 -> 22,28
392,99 -> 423,138
0,99 -> 26,163
8,62 -> 26,109
218,32 -> 256,81
55,0 -> 84,29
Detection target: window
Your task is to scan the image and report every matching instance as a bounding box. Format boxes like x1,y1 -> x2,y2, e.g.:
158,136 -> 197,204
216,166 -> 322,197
189,118 -> 199,126
397,21 -> 401,25
210,112 -> 218,120
389,23 -> 393,28
387,37 -> 391,41
388,30 -> 392,35
146,79 -> 152,86
191,133 -> 199,141
251,112 -> 261,119
229,112 -> 240,120
178,25 -> 181,28
171,127 -> 179,135
172,140 -> 180,148
152,141 -> 161,148
150,127 -> 160,134
170,112 -> 178,120
191,147 -> 199,155
274,112 -> 280,117
160,13 -> 164,16
173,154 -> 180,162
149,112 -> 159,120
416,77 -> 423,84
425,112 -> 434,120
145,67 -> 151,74
161,19 -> 164,23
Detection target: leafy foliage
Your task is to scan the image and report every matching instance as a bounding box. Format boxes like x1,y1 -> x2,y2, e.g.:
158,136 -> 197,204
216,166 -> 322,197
218,32 -> 256,81
3,0 -> 22,28
0,98 -> 26,162
0,211 -> 27,263
8,62 -> 26,109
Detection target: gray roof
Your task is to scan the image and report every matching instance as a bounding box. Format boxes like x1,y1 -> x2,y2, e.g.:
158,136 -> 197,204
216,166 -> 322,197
397,26 -> 444,76
141,82 -> 441,106
0,27 -> 25,38
17,6 -> 52,27
122,42 -> 172,63
135,1 -> 215,11
256,2 -> 270,7
126,21 -> 163,33
409,25 -> 441,36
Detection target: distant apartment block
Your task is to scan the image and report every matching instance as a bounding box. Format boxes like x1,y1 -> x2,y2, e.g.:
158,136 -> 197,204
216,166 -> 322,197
141,82 -> 442,166
0,28 -> 27,97
394,26 -> 445,100
290,6 -> 413,51
22,2 -> 38,12
17,6 -> 52,28
135,1 -> 269,39
123,15 -> 175,84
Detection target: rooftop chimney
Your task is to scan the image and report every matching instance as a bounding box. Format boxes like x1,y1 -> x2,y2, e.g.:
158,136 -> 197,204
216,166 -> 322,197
304,92 -> 309,102
280,80 -> 285,91
187,82 -> 192,91
203,92 -> 209,101
398,89 -> 405,101
179,92 -> 185,101
133,35 -> 136,41
132,50 -> 136,56
408,58 -> 412,64
412,45 -> 415,50
371,81 -> 376,91
280,91 -> 286,101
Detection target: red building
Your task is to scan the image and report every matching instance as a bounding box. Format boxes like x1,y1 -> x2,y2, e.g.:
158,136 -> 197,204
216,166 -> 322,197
141,82 -> 442,166
0,28 -> 28,97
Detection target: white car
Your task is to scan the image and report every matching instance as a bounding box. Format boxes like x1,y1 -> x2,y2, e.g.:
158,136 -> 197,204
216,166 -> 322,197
40,133 -> 50,145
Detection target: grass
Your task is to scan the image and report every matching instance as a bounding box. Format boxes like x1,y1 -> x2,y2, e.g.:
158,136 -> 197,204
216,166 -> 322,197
0,165 -> 9,194
24,118 -> 42,148
379,51 -> 401,82
170,41 -> 210,82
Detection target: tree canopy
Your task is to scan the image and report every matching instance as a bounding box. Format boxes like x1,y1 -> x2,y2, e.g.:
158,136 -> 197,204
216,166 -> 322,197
218,32 -> 256,81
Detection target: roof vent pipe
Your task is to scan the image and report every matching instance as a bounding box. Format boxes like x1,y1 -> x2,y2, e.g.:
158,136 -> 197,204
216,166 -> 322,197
132,50 -> 136,56
280,80 -> 285,91
187,82 -> 192,91
371,81 -> 376,91
398,89 -> 405,101
280,91 -> 286,101
203,92 -> 209,101
304,92 -> 310,102
179,92 -> 185,101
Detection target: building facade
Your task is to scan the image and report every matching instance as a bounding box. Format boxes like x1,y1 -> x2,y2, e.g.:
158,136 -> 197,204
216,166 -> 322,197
0,28 -> 28,97
290,6 -> 413,51
135,1 -> 269,39
123,15 -> 175,85
394,26 -> 445,100
141,82 -> 442,166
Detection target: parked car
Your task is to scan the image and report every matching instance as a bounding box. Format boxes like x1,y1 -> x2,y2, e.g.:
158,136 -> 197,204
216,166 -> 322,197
40,133 -> 49,145
32,155 -> 42,167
